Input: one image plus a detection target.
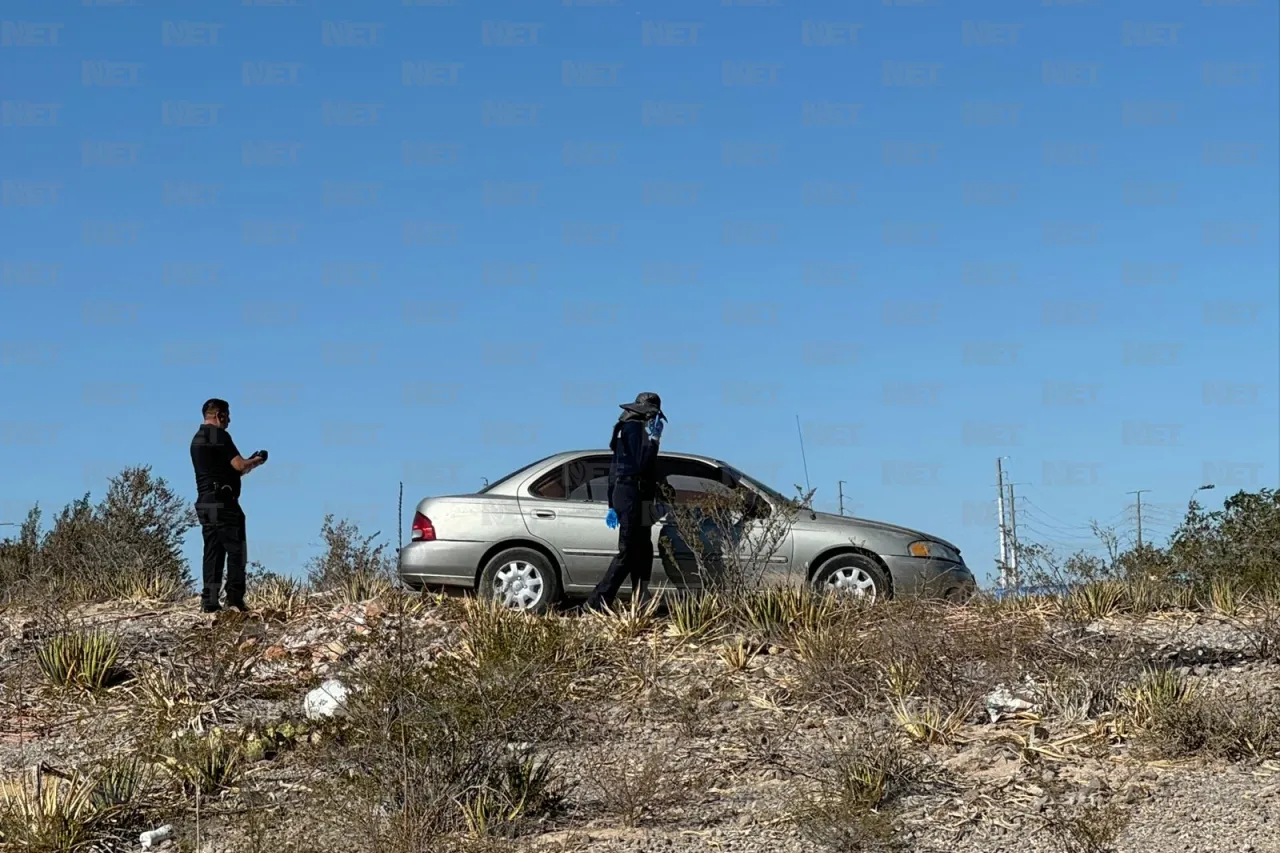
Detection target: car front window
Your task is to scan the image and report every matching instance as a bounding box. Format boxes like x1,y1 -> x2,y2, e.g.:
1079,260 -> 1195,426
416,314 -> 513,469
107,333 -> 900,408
722,464 -> 790,505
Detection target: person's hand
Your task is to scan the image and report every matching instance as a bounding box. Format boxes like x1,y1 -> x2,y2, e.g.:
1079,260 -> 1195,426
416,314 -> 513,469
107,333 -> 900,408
250,450 -> 268,463
646,417 -> 664,441
605,508 -> 618,529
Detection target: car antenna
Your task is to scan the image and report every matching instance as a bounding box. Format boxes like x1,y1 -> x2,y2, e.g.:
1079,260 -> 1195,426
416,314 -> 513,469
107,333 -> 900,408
796,415 -> 817,519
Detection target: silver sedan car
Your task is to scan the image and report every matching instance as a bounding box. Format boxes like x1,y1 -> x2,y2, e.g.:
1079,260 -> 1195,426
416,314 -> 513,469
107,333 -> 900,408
398,450 -> 977,613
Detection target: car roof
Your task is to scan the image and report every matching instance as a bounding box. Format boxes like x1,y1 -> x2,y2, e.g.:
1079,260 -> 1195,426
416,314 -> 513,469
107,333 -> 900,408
483,449 -> 733,494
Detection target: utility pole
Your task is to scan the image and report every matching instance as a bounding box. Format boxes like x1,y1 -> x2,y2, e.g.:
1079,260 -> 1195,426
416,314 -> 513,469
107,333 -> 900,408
1006,482 -> 1020,586
837,481 -> 846,516
996,458 -> 1008,587
1127,489 -> 1150,548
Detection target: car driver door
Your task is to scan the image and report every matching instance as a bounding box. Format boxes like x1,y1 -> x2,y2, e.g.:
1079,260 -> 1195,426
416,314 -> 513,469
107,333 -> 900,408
653,459 -> 795,591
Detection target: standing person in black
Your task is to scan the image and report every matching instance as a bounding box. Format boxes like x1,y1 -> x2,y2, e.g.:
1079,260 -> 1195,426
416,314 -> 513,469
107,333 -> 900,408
585,392 -> 666,612
190,398 -> 267,613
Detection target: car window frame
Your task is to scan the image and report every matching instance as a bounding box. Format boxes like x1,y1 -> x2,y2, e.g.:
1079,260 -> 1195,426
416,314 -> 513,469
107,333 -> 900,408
525,454 -> 612,503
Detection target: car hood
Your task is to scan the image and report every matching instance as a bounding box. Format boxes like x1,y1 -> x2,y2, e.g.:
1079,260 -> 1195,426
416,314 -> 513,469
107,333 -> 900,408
805,511 -> 962,554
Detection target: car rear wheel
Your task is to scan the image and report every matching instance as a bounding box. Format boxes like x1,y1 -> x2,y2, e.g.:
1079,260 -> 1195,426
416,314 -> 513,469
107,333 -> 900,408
479,547 -> 561,615
812,554 -> 890,603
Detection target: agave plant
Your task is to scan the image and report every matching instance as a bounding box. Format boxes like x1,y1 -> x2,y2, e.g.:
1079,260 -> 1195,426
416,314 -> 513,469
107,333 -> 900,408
666,591 -> 727,640
1120,668 -> 1195,730
35,630 -> 123,691
0,769 -> 113,851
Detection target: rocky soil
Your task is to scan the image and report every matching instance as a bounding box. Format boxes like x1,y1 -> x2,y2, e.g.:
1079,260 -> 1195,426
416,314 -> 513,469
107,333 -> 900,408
3,593 -> 1279,853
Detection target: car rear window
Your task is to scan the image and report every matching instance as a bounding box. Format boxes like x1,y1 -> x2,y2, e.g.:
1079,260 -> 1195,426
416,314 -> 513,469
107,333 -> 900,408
478,454 -> 558,493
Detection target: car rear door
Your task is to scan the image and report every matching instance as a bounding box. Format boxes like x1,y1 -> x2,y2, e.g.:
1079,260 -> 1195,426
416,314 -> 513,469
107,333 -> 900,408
517,455 -> 619,590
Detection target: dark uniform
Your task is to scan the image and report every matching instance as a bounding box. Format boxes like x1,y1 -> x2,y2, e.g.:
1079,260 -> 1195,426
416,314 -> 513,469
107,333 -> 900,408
587,393 -> 664,611
190,423 -> 247,610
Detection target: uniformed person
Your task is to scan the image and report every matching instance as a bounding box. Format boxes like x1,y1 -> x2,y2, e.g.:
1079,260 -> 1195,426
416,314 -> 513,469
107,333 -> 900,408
585,392 -> 666,612
190,398 -> 267,613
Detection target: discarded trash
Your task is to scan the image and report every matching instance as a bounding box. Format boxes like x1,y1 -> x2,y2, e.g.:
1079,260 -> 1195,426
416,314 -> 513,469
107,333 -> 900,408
304,679 -> 350,720
985,685 -> 1035,723
140,825 -> 173,849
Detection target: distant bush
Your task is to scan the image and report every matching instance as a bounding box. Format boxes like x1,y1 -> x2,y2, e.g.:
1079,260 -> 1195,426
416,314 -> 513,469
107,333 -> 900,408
0,465 -> 194,604
1168,488 -> 1280,593
304,514 -> 397,601
1014,487 -> 1280,603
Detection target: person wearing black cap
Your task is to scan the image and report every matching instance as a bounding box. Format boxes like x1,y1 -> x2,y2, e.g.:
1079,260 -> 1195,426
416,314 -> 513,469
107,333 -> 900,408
585,392 -> 666,612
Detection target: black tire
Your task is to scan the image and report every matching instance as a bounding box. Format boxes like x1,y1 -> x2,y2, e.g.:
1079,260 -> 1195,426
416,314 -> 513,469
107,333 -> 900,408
478,547 -> 562,615
811,553 -> 891,603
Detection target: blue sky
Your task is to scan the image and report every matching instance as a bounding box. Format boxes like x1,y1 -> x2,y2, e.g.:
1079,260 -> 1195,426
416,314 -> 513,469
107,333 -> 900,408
2,0 -> 1277,586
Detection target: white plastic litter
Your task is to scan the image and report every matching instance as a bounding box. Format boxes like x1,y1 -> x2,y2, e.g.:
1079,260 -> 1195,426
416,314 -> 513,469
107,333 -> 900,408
139,824 -> 173,850
985,685 -> 1035,723
304,679 -> 350,720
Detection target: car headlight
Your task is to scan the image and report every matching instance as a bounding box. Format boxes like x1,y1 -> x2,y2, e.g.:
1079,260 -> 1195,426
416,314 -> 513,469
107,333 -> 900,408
908,540 -> 961,562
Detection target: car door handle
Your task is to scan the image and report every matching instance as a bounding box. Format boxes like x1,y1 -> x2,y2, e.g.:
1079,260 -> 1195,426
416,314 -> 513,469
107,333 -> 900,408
533,510 -> 556,519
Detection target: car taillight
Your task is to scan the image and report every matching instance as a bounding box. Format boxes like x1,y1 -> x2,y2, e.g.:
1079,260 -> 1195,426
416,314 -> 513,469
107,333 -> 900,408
411,512 -> 435,542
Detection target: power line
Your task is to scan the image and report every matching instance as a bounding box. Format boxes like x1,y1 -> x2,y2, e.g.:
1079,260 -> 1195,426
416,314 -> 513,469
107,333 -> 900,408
1017,496 -> 1130,532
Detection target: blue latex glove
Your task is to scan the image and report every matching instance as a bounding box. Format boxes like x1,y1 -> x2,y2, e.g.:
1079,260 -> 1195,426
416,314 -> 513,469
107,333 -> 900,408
605,508 -> 618,529
646,416 -> 664,441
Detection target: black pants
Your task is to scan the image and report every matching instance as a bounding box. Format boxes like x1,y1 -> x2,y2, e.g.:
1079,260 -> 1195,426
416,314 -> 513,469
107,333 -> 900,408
196,492 -> 246,608
587,482 -> 654,610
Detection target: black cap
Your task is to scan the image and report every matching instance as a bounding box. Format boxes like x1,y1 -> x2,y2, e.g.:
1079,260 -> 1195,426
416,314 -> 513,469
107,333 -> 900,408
620,391 -> 663,419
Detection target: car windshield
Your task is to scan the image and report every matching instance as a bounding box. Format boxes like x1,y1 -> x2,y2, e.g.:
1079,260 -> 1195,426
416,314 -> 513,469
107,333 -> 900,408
720,463 -> 792,505
478,454 -> 558,494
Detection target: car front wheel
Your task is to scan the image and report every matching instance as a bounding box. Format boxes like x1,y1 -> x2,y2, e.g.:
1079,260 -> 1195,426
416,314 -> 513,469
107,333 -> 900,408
812,554 -> 890,603
479,547 -> 561,615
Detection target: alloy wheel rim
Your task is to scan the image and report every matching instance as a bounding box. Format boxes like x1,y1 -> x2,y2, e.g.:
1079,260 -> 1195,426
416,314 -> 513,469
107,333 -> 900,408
494,561 -> 544,610
825,566 -> 878,601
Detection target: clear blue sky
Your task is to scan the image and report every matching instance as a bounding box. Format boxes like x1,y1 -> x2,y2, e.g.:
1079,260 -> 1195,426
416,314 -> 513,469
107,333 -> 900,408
2,0 -> 1277,586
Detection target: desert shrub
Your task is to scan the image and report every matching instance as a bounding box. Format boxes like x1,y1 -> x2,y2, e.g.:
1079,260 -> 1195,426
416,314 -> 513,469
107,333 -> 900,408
459,754 -> 565,838
1,467 -> 194,604
585,746 -> 702,828
0,507 -> 41,601
305,515 -> 397,599
1131,687 -> 1280,761
317,601 -> 590,849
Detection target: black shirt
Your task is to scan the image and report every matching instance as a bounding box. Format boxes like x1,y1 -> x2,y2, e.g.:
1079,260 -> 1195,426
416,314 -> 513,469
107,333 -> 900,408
607,419 -> 660,507
191,423 -> 242,499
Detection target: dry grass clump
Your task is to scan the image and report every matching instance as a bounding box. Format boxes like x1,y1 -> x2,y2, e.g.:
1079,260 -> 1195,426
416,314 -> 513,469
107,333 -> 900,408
791,598 -> 1058,718
791,731 -> 924,852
